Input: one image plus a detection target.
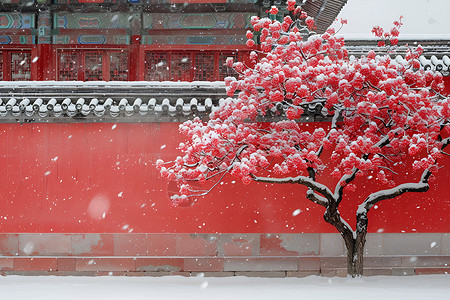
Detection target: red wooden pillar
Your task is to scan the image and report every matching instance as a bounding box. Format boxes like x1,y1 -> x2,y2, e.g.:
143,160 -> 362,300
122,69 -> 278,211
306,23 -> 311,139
31,45 -> 38,80
33,44 -> 53,80
36,9 -> 53,81
129,35 -> 141,81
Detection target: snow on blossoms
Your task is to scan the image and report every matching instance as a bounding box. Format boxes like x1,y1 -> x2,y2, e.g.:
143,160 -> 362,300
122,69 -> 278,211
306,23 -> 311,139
157,1 -> 449,205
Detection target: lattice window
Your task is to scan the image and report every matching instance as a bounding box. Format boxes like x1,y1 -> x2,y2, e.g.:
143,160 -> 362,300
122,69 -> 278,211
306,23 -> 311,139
145,52 -> 169,81
59,52 -> 79,81
145,50 -> 244,82
85,52 -> 103,81
11,52 -> 31,81
0,53 -> 3,81
170,52 -> 191,81
218,52 -> 239,80
109,52 -> 128,81
194,52 -> 215,81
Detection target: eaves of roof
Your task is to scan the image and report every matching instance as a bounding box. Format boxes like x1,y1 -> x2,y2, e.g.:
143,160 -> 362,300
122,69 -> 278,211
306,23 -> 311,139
0,81 -> 328,123
346,42 -> 450,75
302,0 -> 349,33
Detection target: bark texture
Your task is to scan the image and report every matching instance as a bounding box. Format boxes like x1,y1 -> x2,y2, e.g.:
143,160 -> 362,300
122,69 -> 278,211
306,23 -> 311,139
324,205 -> 368,277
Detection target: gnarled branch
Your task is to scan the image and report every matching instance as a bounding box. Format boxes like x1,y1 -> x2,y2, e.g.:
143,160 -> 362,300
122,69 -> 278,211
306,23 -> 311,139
357,169 -> 432,214
250,174 -> 333,202
334,167 -> 359,206
305,189 -> 328,207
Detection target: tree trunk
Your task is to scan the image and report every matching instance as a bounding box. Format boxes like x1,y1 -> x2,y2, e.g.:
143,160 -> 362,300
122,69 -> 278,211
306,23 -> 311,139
324,207 -> 368,277
344,212 -> 368,277
344,233 -> 366,277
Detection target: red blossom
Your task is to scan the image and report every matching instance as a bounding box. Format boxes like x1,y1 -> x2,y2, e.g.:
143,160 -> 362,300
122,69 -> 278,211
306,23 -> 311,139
246,39 -> 255,48
305,17 -> 314,29
269,6 -> 278,15
158,1 -> 448,229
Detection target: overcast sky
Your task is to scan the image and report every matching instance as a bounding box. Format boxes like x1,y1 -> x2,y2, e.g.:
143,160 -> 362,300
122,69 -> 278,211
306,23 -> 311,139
332,0 -> 450,40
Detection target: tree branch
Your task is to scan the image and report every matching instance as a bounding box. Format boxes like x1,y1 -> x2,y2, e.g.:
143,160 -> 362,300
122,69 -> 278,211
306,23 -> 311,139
305,189 -> 328,207
250,174 -> 333,202
334,167 -> 359,206
316,108 -> 341,158
186,165 -> 233,198
357,169 -> 432,214
442,137 -> 450,149
333,129 -> 401,205
323,207 -> 356,239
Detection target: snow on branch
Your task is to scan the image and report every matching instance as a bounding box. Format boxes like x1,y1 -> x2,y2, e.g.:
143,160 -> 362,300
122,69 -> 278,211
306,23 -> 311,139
442,136 -> 450,149
305,189 -> 328,207
334,167 -> 358,205
358,169 -> 432,214
250,174 -> 333,203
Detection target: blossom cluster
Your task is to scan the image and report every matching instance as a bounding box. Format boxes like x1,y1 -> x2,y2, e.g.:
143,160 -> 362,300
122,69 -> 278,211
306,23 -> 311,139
158,1 -> 448,204
372,17 -> 403,47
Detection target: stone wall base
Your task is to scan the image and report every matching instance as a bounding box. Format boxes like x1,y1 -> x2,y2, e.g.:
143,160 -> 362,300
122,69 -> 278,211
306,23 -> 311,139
0,256 -> 448,277
1,232 -> 448,276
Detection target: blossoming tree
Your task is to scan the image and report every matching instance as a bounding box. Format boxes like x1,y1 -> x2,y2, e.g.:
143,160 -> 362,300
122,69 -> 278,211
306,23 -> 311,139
157,1 -> 450,277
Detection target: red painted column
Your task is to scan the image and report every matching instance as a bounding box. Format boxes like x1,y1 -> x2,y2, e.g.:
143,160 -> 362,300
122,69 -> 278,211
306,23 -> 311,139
31,45 -> 39,80
34,44 -> 53,80
36,9 -> 53,81
128,12 -> 142,81
129,35 -> 141,81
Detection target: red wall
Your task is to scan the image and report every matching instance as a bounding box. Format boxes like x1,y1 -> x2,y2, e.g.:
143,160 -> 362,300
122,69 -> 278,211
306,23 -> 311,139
0,122 -> 448,234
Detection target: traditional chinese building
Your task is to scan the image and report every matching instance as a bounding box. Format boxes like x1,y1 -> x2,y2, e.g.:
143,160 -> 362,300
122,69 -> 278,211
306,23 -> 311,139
0,0 -> 351,81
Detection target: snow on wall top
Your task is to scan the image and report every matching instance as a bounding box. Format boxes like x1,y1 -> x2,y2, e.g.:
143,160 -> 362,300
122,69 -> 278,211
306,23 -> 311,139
0,81 -> 328,123
0,50 -> 448,123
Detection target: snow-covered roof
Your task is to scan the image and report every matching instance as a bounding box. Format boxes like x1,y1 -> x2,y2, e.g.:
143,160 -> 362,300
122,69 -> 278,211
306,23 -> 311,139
1,46 -> 448,124
0,81 -> 328,123
345,43 -> 450,75
301,0 -> 349,33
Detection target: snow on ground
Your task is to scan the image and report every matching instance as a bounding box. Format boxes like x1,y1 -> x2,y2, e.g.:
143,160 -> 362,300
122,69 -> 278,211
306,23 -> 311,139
0,274 -> 449,300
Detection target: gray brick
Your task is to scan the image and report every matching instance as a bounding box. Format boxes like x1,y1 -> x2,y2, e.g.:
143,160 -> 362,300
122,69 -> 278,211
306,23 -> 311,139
298,257 -> 320,271
260,234 -> 319,256
0,234 -> 19,256
287,271 -> 320,277
217,234 -> 260,257
234,271 -> 286,278
224,257 -> 298,272
442,234 -> 450,255
3,271 -> 60,276
184,258 -> 223,272
363,268 -> 393,276
140,271 -> 190,277
71,234 -> 114,256
320,233 -> 345,256
401,256 -> 450,267
364,233 -> 383,256
320,257 -> 347,268
383,233 -> 442,255
392,268 -> 415,276
321,269 -> 347,277
19,234 -> 71,256
191,272 -> 235,277
363,256 -> 402,267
